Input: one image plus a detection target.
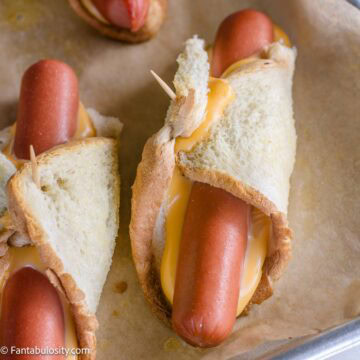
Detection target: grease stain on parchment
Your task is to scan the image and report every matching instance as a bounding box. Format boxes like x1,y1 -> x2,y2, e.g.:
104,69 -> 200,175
163,337 -> 182,352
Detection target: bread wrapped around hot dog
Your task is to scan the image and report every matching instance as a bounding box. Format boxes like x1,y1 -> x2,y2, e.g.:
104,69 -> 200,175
130,31 -> 296,344
0,60 -> 122,359
68,0 -> 167,43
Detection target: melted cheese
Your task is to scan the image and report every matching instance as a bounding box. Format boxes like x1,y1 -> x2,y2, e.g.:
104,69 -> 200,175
2,102 -> 96,169
237,208 -> 270,313
273,24 -> 291,47
161,166 -> 192,303
75,102 -> 97,139
0,247 -> 78,359
175,78 -> 235,152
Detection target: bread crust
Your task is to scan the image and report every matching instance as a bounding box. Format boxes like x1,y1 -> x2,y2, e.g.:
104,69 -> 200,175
7,138 -> 120,360
68,0 -> 167,43
130,45 -> 295,328
130,128 -> 174,325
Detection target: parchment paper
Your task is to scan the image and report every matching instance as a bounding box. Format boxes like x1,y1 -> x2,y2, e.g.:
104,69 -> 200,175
0,0 -> 359,359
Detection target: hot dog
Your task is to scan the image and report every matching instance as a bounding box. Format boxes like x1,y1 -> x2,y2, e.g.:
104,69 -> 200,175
68,0 -> 167,42
14,60 -> 79,160
171,10 -> 274,346
131,8 -> 296,349
91,0 -> 150,31
172,183 -> 250,347
211,10 -> 274,78
0,267 -> 65,360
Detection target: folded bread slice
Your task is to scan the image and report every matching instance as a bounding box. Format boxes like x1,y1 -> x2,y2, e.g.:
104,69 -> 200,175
7,137 -> 120,360
131,37 -> 297,324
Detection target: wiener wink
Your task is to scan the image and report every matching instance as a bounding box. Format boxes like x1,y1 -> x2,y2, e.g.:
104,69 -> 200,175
131,9 -> 296,347
0,60 -> 122,359
68,0 -> 167,42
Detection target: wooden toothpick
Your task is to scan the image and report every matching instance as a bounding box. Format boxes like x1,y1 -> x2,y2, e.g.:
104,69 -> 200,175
29,145 -> 40,189
150,70 -> 176,100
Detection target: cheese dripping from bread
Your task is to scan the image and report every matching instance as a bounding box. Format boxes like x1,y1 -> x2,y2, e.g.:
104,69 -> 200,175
160,24 -> 291,316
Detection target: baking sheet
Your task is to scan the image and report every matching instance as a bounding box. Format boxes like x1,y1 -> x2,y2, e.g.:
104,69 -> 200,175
0,0 -> 359,359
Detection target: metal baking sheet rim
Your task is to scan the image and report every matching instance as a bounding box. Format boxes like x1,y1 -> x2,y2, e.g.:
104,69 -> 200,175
248,318 -> 360,360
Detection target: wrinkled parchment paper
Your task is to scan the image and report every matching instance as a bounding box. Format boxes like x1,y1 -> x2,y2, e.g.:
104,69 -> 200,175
0,0 -> 359,358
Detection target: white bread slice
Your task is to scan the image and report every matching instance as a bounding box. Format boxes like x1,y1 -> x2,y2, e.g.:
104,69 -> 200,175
179,43 -> 296,214
7,137 -> 120,359
131,40 -> 296,325
87,108 -> 123,138
164,36 -> 209,138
